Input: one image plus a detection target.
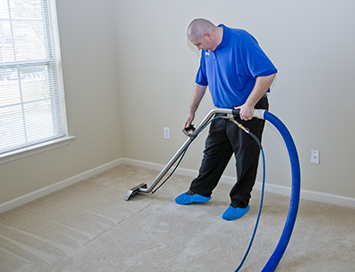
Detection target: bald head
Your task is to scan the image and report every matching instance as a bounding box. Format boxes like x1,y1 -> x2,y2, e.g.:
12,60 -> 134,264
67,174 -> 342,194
187,18 -> 223,52
187,18 -> 217,40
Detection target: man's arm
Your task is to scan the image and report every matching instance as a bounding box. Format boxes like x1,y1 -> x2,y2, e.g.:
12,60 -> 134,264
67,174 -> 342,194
184,83 -> 207,128
235,73 -> 277,121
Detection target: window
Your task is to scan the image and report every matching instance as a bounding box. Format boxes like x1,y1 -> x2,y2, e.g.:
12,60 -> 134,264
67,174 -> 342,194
0,0 -> 72,163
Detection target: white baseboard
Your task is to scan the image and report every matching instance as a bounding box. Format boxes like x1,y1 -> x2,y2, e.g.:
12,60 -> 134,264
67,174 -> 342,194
121,158 -> 355,209
298,189 -> 355,208
0,158 -> 125,214
2,157 -> 355,214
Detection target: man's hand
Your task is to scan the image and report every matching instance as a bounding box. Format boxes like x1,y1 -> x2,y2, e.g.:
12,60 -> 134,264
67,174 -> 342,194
235,103 -> 254,121
235,73 -> 276,121
184,112 -> 195,128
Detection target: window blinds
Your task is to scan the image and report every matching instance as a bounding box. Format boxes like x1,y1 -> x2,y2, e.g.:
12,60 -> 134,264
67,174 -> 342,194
0,0 -> 66,155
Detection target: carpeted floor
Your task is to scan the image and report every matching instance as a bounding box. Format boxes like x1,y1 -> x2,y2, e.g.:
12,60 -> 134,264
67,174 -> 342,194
0,164 -> 354,271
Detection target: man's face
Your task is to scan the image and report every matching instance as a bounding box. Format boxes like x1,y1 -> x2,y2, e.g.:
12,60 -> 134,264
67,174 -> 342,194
190,34 -> 215,51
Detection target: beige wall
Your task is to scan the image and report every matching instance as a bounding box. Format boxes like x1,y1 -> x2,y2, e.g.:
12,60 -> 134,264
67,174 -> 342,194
1,0 -> 355,207
116,0 -> 355,199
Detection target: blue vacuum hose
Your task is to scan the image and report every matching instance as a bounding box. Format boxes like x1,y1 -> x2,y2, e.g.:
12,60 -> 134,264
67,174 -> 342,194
231,109 -> 300,272
261,111 -> 301,271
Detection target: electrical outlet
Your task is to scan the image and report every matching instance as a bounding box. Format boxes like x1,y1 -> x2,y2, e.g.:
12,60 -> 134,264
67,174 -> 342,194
311,150 -> 319,164
164,127 -> 170,139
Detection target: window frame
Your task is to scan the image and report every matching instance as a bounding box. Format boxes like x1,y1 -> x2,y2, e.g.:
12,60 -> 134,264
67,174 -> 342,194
0,0 -> 73,164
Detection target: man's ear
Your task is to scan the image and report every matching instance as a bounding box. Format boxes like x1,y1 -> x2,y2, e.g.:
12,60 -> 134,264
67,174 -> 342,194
204,32 -> 212,40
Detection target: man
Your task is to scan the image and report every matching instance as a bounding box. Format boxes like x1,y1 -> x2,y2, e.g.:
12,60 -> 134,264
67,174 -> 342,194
175,18 -> 277,221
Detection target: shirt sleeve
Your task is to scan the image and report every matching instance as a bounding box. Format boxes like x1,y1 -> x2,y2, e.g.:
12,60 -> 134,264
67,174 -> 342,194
195,52 -> 208,86
243,40 -> 278,78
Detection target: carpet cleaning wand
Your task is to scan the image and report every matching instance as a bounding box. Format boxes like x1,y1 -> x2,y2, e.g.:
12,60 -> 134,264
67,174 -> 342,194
124,108 -> 301,272
124,108 -> 237,201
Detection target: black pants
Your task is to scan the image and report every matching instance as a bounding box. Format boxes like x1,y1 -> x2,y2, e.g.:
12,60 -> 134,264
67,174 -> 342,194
190,96 -> 269,208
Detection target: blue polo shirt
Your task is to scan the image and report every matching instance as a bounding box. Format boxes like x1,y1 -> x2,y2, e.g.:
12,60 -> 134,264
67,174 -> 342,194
196,25 -> 277,108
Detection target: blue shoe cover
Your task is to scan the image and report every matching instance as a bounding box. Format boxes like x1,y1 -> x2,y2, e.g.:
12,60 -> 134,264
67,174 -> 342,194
222,205 -> 250,221
175,192 -> 211,205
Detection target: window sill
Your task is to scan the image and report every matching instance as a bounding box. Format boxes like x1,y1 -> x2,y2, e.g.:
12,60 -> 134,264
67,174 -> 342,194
0,136 -> 75,165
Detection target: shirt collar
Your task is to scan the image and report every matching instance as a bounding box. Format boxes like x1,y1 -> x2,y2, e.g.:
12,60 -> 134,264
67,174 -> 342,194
215,24 -> 229,50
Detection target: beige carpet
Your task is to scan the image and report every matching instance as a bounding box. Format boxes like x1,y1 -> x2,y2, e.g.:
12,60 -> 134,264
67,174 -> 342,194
0,164 -> 354,272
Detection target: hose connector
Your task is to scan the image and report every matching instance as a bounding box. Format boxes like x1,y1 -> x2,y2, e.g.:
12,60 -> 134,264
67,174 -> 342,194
252,109 -> 266,120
